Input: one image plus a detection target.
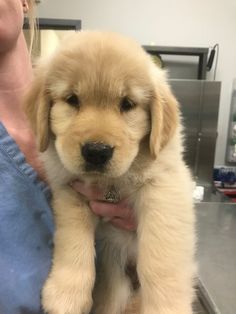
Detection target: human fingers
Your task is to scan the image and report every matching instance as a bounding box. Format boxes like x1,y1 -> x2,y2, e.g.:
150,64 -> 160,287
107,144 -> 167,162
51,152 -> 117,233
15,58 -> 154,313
71,180 -> 103,201
90,200 -> 137,231
110,217 -> 136,231
89,200 -> 130,218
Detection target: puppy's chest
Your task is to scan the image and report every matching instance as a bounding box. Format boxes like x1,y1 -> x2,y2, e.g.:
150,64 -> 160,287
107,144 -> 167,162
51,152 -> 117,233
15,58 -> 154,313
96,220 -> 137,250
95,221 -> 139,290
92,175 -> 141,262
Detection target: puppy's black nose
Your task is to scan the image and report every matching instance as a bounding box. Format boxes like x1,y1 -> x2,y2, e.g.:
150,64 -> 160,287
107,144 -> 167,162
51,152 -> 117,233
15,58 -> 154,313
81,142 -> 113,168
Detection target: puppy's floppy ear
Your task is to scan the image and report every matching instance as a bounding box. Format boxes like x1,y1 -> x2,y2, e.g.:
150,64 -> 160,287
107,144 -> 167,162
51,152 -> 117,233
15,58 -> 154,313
150,74 -> 179,158
24,68 -> 51,152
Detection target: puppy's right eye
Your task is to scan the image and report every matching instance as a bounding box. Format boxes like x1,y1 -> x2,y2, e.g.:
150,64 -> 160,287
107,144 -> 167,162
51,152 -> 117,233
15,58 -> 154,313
120,97 -> 136,112
65,94 -> 80,107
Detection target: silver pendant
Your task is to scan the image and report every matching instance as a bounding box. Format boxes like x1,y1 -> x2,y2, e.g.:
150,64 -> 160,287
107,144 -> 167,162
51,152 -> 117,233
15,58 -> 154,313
104,185 -> 121,203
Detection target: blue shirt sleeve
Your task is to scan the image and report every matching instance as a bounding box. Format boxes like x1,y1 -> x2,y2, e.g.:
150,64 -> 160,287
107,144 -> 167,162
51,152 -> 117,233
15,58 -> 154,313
0,123 -> 54,314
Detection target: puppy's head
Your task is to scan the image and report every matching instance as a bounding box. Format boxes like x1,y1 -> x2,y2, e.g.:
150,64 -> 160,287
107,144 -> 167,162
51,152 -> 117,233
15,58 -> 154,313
25,31 -> 179,178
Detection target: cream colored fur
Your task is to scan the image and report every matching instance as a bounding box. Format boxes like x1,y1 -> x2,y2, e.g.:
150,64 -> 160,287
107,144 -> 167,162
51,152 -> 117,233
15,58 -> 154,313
25,31 -> 196,314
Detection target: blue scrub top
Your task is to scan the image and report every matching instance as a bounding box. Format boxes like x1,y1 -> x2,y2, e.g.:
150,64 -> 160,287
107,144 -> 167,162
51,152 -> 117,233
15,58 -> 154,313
0,122 -> 54,314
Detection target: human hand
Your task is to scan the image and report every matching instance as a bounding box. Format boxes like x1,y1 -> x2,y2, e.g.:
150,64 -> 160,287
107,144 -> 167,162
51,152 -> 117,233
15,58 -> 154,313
71,181 -> 136,231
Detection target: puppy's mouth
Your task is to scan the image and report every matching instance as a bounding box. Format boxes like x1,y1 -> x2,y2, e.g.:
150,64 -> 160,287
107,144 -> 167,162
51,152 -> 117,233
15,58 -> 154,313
81,141 -> 114,175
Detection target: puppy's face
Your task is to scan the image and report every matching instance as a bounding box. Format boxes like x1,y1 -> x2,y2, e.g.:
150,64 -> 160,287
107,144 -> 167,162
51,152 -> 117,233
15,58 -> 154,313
25,32 -> 179,179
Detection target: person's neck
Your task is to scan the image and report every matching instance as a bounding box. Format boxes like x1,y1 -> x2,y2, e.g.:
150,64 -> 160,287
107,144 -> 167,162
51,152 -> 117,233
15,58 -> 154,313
0,31 -> 33,130
0,31 -> 32,89
0,33 -> 46,180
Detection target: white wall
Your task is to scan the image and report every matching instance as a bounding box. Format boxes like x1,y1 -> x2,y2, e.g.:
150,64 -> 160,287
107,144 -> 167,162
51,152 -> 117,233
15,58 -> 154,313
37,0 -> 236,166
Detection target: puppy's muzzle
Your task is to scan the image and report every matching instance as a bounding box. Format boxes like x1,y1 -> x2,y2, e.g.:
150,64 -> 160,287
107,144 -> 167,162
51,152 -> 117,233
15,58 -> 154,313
81,142 -> 114,171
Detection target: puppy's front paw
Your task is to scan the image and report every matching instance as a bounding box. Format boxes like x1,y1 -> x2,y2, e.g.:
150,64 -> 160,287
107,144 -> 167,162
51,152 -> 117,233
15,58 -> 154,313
42,270 -> 93,314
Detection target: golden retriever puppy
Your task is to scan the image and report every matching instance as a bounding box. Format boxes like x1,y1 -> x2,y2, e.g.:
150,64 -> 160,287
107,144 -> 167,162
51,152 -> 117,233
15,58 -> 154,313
25,31 -> 196,314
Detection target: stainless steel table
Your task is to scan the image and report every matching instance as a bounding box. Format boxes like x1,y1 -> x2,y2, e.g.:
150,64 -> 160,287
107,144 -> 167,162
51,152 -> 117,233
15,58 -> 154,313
196,202 -> 236,314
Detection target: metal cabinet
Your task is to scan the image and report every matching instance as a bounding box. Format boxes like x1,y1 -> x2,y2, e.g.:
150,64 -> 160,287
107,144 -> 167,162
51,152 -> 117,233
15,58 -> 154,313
169,80 -> 221,186
226,79 -> 236,163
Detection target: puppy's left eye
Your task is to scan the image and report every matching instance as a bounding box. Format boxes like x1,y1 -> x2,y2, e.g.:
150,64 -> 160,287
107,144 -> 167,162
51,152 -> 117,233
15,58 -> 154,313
65,93 -> 80,107
120,97 -> 136,112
